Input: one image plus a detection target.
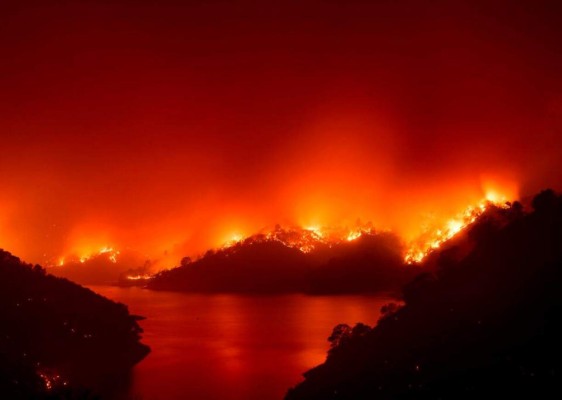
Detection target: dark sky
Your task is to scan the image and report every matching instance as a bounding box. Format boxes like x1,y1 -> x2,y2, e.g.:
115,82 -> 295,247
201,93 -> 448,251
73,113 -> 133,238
1,0 -> 561,264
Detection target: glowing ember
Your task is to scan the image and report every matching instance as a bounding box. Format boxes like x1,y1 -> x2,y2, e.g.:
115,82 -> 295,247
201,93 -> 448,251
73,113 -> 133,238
37,370 -> 66,391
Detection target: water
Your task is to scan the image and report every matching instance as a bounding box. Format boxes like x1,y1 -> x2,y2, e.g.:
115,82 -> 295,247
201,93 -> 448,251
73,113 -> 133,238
89,286 -> 394,400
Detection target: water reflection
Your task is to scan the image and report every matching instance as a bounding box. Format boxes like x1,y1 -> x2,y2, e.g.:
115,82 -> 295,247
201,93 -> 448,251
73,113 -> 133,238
90,286 -> 393,400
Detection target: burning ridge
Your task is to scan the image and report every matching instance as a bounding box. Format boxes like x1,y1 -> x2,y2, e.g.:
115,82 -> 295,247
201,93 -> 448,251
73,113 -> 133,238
146,197 -> 513,294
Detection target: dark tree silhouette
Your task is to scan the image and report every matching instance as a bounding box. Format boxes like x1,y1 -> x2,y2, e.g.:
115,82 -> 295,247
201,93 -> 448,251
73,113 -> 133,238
286,190 -> 562,399
0,250 -> 150,399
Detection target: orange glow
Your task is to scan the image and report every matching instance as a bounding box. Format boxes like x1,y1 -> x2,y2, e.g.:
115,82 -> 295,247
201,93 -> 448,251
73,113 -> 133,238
48,182 -> 518,274
215,224 -> 377,256
208,184 -> 517,266
1,0 -> 557,273
346,231 -> 363,242
221,233 -> 245,249
305,226 -> 324,239
404,192 -> 513,264
482,177 -> 519,204
55,246 -> 121,267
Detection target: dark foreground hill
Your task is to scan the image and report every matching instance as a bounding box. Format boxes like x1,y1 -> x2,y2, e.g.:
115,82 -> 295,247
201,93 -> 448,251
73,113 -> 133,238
147,231 -> 417,294
286,189 -> 562,399
0,250 -> 150,399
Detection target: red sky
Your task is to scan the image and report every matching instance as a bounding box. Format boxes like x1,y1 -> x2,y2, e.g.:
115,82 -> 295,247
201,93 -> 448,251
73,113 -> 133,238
1,0 -> 561,265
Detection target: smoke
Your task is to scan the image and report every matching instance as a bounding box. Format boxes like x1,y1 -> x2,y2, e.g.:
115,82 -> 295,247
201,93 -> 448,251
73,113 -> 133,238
0,0 -> 561,270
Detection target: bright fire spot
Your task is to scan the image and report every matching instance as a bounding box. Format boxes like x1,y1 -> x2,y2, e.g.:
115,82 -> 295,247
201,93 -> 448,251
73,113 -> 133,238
485,190 -> 507,204
221,233 -> 244,248
53,246 -> 121,267
305,226 -> 324,238
446,220 -> 464,236
404,196 -> 510,264
126,274 -> 152,281
346,230 -> 362,241
231,234 -> 244,243
98,246 -> 120,263
77,247 -> 120,264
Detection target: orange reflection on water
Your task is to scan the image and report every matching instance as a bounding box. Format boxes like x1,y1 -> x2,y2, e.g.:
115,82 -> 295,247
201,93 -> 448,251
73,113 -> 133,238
90,286 -> 392,400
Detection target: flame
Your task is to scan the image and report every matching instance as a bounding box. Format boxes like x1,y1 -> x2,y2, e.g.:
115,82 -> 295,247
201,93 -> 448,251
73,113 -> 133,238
101,247 -> 120,263
51,183 -> 517,271
221,233 -> 244,249
346,230 -> 362,242
78,247 -> 120,264
125,274 -> 152,281
52,197 -> 508,270
52,246 -> 121,267
214,190 -> 514,266
404,198 -> 507,264
305,226 -> 324,239
218,224 -> 375,254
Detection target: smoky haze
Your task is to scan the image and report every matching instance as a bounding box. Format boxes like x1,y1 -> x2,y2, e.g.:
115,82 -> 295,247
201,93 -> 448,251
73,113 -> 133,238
0,0 -> 561,269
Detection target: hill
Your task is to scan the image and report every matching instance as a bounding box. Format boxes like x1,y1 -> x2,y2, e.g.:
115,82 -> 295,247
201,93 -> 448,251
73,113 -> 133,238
148,230 -> 416,294
0,250 -> 150,398
286,190 -> 562,399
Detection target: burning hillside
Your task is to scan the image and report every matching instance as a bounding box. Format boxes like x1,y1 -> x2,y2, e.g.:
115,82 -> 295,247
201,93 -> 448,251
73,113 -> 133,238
218,223 -> 376,254
286,189 -> 562,399
215,192 -> 513,266
47,190 -> 515,288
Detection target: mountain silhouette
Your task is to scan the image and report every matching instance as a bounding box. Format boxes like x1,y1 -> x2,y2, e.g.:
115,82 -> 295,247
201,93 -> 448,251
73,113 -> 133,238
0,250 -> 150,398
148,229 -> 417,294
286,190 -> 562,399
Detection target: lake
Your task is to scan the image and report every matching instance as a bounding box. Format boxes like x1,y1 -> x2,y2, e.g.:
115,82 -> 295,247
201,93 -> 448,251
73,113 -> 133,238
89,286 -> 394,400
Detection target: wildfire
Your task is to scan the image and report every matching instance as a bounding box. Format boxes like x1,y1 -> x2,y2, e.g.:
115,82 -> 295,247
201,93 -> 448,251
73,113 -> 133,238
346,230 -> 363,242
125,274 -> 152,281
216,191 -> 514,265
51,187 -> 516,271
221,233 -> 245,249
54,246 -> 120,267
305,226 -> 324,239
404,197 -> 508,264
99,246 -> 120,263
219,224 -> 375,254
